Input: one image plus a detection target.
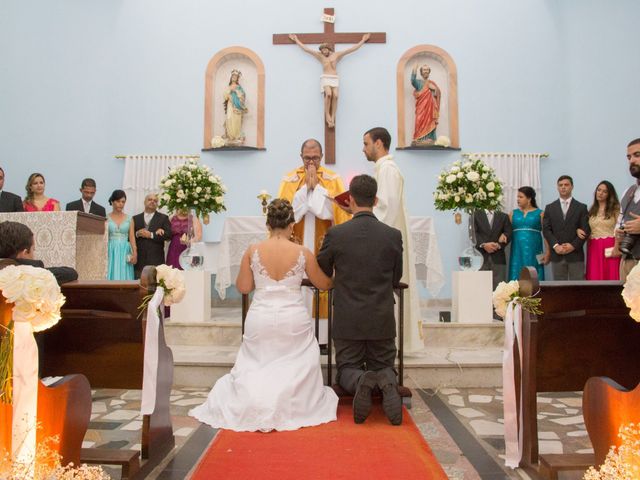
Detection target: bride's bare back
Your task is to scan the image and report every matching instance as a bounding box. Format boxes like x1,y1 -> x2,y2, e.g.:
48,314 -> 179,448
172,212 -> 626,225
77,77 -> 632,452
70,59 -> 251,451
236,238 -> 332,293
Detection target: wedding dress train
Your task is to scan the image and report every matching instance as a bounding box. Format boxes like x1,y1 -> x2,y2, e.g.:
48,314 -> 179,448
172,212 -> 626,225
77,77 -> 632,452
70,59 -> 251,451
189,249 -> 338,431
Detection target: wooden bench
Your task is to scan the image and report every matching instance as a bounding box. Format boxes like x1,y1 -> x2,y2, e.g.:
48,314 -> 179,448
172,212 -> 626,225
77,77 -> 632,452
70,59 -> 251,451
516,267 -> 640,478
41,267 -> 174,476
81,448 -> 141,479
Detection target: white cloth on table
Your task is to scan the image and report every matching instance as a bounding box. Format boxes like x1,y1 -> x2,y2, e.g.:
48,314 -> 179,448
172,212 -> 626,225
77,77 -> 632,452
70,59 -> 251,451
190,250 -> 338,432
214,216 -> 444,299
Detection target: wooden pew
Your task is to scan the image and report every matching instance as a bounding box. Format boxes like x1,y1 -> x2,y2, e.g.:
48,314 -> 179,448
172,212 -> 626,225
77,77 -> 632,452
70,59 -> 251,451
40,267 -> 174,477
0,296 -> 92,468
583,377 -> 640,468
517,267 -> 640,478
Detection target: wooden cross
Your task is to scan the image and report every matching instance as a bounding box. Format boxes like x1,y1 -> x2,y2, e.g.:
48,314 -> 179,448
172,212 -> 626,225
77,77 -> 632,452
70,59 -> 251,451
274,8 -> 386,164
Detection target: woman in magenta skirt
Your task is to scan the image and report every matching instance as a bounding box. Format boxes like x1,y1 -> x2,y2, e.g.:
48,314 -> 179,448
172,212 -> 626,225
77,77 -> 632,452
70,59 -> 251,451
581,180 -> 621,280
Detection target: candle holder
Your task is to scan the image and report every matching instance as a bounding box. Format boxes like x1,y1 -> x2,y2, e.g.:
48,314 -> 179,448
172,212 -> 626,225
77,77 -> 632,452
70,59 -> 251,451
257,191 -> 272,215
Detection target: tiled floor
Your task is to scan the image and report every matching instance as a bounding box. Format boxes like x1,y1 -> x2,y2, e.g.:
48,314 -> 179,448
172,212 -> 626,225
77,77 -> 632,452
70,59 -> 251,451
85,386 -> 592,479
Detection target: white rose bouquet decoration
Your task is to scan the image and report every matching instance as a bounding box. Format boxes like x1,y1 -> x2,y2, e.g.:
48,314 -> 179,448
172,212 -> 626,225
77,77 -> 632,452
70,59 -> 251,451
158,159 -> 227,220
492,280 -> 542,319
622,263 -> 640,321
0,265 -> 66,404
138,264 -> 186,316
433,158 -> 504,213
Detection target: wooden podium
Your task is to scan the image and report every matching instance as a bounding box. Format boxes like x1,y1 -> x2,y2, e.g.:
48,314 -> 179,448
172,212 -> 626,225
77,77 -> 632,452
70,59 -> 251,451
0,211 -> 107,279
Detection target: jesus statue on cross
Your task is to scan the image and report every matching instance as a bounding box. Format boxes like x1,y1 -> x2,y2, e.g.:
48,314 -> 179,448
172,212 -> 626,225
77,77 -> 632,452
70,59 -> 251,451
289,33 -> 370,129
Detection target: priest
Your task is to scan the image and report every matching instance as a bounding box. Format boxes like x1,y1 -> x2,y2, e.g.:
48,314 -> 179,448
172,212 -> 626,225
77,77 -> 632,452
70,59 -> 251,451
362,127 -> 424,353
278,139 -> 351,343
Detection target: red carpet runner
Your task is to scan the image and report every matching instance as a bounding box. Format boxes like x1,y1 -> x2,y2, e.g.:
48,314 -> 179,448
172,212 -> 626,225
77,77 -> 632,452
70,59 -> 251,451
190,401 -> 448,479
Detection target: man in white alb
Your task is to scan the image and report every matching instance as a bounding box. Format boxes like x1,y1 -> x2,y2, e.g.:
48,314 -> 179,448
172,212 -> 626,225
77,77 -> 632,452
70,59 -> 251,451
361,127 -> 424,353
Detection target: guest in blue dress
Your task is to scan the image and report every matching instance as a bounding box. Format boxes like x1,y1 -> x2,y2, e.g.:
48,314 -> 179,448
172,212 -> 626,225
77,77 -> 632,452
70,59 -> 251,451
107,190 -> 136,280
509,186 -> 550,281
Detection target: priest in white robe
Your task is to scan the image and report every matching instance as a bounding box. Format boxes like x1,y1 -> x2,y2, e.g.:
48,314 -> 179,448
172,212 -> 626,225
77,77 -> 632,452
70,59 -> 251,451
362,127 -> 424,353
278,139 -> 351,343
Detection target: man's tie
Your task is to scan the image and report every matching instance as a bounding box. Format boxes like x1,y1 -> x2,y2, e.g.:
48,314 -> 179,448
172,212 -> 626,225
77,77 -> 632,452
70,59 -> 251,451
561,200 -> 568,218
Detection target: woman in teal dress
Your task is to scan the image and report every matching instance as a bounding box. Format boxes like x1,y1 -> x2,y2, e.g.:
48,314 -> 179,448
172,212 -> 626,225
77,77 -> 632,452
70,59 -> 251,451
107,190 -> 136,280
508,186 -> 550,281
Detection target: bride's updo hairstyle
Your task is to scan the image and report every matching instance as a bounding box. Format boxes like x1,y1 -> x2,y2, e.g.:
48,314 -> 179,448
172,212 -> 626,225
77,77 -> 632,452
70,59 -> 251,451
266,198 -> 295,230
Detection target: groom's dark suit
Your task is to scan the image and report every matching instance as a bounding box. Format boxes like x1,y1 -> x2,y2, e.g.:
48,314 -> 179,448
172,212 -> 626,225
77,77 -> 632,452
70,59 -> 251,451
317,211 -> 403,394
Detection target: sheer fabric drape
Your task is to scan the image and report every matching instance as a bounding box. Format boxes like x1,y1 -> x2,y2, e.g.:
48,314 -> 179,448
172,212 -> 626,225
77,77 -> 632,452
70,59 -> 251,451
468,153 -> 542,212
122,155 -> 195,215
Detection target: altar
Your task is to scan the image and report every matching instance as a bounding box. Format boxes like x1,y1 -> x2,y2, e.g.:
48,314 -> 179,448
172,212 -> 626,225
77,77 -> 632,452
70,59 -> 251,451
214,216 -> 445,298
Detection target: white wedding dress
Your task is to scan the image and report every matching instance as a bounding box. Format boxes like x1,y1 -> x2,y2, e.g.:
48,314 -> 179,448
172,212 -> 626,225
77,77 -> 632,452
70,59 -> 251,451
189,249 -> 338,432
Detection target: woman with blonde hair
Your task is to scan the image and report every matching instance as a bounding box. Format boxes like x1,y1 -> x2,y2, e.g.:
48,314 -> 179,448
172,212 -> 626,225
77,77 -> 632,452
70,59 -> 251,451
23,173 -> 60,211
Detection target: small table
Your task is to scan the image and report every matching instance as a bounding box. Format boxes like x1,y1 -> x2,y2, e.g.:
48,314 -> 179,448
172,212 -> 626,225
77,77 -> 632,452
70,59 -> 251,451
214,216 -> 445,299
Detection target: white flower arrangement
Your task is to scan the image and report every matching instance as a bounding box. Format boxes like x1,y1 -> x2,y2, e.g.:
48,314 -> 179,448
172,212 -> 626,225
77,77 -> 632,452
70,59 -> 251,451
434,135 -> 451,148
492,280 -> 542,319
139,264 -> 186,316
433,158 -> 504,214
0,265 -> 65,332
210,136 -> 226,148
622,263 -> 640,322
0,265 -> 66,404
158,159 -> 227,219
155,264 -> 186,306
583,423 -> 640,480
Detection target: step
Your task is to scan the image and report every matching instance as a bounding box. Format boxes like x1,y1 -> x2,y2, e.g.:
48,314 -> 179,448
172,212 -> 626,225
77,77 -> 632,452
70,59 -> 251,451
170,345 -> 503,389
164,314 -> 505,349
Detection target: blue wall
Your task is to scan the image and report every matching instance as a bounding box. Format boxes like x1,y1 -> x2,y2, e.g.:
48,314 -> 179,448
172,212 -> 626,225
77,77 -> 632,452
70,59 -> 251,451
1,0 -> 638,297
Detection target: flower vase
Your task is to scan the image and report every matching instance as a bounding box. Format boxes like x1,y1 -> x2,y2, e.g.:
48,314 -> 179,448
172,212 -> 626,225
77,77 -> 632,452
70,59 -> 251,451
458,211 -> 483,271
178,209 -> 204,270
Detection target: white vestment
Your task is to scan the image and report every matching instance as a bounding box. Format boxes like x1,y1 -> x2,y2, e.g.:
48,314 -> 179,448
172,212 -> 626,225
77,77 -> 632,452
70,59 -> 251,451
292,184 -> 333,343
374,154 -> 424,353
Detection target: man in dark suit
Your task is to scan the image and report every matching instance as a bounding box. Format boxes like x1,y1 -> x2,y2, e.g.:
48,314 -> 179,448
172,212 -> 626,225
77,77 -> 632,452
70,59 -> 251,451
543,175 -> 590,280
474,209 -> 512,290
65,178 -> 107,217
132,193 -> 171,279
317,174 -> 404,425
0,167 -> 24,212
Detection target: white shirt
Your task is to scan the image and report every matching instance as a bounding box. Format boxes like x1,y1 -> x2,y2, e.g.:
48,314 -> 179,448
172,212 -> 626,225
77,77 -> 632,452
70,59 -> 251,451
82,199 -> 92,213
143,212 -> 154,227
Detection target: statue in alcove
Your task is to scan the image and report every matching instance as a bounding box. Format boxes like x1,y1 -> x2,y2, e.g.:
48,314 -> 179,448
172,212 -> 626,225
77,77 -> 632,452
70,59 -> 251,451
222,69 -> 248,146
411,63 -> 441,146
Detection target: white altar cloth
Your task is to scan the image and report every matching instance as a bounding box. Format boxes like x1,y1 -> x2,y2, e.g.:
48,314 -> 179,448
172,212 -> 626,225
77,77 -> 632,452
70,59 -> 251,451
214,216 -> 444,299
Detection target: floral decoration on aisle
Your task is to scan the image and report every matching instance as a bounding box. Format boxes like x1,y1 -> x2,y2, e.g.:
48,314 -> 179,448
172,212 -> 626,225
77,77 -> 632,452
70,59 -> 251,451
158,158 -> 227,220
433,157 -> 504,213
0,265 -> 66,403
139,264 -> 186,315
583,423 -> 640,479
492,280 -> 542,319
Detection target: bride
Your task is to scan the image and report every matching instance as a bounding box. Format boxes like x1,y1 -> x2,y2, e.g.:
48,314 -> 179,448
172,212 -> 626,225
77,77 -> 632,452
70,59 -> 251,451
189,198 -> 338,431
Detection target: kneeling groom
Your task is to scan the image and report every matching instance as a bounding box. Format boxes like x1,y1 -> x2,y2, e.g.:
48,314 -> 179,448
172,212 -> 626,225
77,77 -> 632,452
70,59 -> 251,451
317,174 -> 404,425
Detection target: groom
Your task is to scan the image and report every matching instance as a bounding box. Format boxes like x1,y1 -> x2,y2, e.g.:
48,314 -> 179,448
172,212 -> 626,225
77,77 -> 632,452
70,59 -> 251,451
317,175 -> 404,425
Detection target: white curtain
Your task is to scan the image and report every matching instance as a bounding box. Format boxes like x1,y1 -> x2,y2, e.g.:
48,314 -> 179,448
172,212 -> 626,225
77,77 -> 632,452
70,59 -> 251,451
467,153 -> 543,213
121,155 -> 197,215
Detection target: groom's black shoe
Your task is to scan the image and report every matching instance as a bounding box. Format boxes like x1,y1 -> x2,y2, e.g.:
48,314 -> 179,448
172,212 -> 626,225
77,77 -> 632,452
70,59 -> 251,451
353,371 -> 377,424
377,372 -> 402,426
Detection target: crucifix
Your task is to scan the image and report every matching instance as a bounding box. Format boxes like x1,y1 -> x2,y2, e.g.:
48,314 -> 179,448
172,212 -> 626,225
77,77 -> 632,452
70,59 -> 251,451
274,8 -> 386,164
